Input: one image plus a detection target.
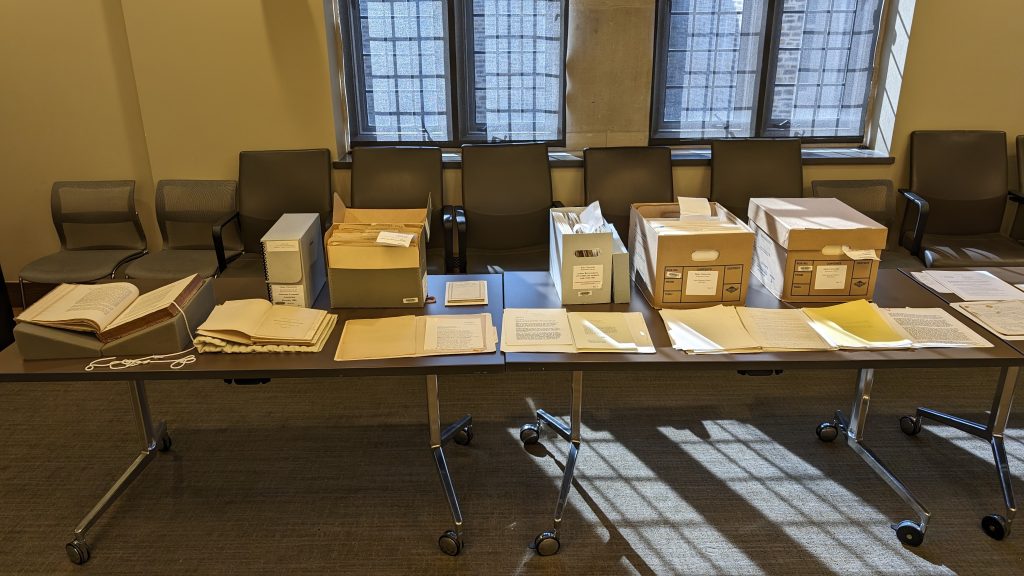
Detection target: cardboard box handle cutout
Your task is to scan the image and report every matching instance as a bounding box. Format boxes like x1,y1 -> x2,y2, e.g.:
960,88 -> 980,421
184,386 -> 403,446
691,249 -> 720,262
821,245 -> 843,256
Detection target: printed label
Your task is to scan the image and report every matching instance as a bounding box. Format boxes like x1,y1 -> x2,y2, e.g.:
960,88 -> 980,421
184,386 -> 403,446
402,297 -> 419,304
264,240 -> 298,252
813,264 -> 848,290
270,284 -> 305,307
685,270 -> 719,296
572,264 -> 604,290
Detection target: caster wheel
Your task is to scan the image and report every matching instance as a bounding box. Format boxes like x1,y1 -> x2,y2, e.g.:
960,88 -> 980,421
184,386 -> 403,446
894,520 -> 925,547
520,423 -> 540,445
66,540 -> 90,565
453,426 -> 474,446
899,416 -> 922,436
981,514 -> 1009,540
158,434 -> 173,452
438,530 -> 463,556
533,531 -> 560,556
816,422 -> 839,442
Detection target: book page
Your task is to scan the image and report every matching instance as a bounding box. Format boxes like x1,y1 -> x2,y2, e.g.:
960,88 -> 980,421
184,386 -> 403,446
107,274 -> 199,329
423,315 -> 486,352
26,283 -> 139,331
196,299 -> 273,344
659,306 -> 761,354
335,316 -> 417,360
881,308 -> 992,348
253,306 -> 327,344
736,307 -> 833,351
568,312 -> 639,351
802,300 -> 913,349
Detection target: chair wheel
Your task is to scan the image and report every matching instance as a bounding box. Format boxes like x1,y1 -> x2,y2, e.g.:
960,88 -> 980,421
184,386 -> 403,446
982,514 -> 1009,540
453,425 -> 473,446
533,531 -> 560,556
816,422 -> 839,442
899,415 -> 922,436
894,520 -> 925,547
159,434 -> 173,452
438,529 -> 463,556
520,423 -> 540,445
66,539 -> 90,565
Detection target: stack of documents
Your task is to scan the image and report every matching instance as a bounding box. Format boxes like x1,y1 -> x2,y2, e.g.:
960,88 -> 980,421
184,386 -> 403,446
445,280 -> 488,306
658,300 -> 990,353
335,313 -> 497,361
195,299 -> 337,352
500,308 -> 655,353
550,201 -> 612,234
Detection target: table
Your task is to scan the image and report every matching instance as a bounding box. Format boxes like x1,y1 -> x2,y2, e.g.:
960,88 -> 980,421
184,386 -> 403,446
502,269 -> 1022,554
902,266 -> 1024,540
0,274 -> 504,563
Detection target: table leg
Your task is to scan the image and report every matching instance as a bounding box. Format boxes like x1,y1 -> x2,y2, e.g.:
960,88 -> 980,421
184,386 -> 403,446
65,379 -> 171,565
817,368 -> 931,547
518,370 -> 583,556
426,374 -> 474,556
899,366 -> 1020,540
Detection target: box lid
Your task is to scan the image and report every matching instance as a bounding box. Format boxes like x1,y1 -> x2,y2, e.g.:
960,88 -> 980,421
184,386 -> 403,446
747,197 -> 887,251
332,194 -> 429,226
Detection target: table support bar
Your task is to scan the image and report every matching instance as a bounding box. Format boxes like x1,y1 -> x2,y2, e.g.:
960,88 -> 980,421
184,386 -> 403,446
426,374 -> 473,555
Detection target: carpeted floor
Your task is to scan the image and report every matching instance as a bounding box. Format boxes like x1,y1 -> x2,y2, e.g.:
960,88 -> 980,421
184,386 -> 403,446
1,367 -> 1023,574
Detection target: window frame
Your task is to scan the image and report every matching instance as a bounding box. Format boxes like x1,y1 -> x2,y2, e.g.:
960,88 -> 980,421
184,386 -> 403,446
339,0 -> 569,147
648,0 -> 888,146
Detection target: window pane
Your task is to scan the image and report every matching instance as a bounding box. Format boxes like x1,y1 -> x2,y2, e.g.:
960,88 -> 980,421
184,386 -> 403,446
655,0 -> 767,140
353,0 -> 449,142
468,0 -> 565,142
765,0 -> 883,138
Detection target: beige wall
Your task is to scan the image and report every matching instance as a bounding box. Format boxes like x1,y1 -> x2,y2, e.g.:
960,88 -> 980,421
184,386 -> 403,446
3,0 -> 1024,276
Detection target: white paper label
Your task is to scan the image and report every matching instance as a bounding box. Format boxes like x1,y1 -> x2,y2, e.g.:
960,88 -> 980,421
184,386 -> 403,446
376,231 -> 415,247
402,297 -> 419,304
665,269 -> 683,279
572,264 -> 604,290
265,240 -> 298,252
270,284 -> 305,307
813,264 -> 848,290
678,196 -> 712,217
841,246 -> 880,261
685,270 -> 718,295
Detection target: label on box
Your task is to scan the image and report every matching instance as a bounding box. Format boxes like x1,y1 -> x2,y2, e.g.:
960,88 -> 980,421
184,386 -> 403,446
572,265 -> 604,290
270,284 -> 306,307
265,240 -> 298,252
841,246 -> 880,261
685,270 -> 718,295
402,297 -> 420,303
376,231 -> 415,247
813,264 -> 848,290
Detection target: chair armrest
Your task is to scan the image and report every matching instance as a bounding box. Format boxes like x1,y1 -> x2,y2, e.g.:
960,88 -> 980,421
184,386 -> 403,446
552,200 -> 565,208
899,189 -> 930,257
1008,190 -> 1024,203
212,211 -> 241,274
442,205 -> 467,273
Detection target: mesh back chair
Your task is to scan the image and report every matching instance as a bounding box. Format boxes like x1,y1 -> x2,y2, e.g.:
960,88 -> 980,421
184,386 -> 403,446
219,148 -> 333,277
123,180 -> 242,280
351,147 -> 447,273
711,139 -> 803,219
810,180 -> 922,270
19,180 -> 146,306
901,130 -> 1024,268
452,143 -> 559,273
584,146 -> 674,238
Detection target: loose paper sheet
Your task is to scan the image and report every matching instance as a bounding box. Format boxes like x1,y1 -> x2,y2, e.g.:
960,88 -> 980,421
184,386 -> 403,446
802,300 -> 913,349
501,308 -> 576,352
376,230 -> 416,247
567,312 -> 654,353
911,271 -> 952,293
921,271 -> 1024,301
951,300 -> 1024,340
881,308 -> 992,348
736,307 -> 834,351
678,197 -> 712,217
335,316 -> 418,360
423,315 -> 485,352
659,306 -> 761,354
841,246 -> 880,261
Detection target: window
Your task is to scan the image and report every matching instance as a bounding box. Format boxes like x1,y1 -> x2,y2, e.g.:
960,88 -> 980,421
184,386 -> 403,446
651,0 -> 886,143
339,0 -> 568,146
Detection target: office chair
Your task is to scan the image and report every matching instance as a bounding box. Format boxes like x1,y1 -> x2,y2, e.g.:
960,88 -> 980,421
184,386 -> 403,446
19,180 -> 146,306
351,146 -> 448,273
0,264 -> 14,350
218,148 -> 333,277
901,130 -> 1024,267
710,138 -> 803,219
449,143 -> 560,273
583,146 -> 674,238
123,180 -> 242,280
810,179 -> 923,270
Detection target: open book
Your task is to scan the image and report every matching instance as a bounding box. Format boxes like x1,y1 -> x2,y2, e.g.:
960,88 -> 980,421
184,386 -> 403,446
499,309 -> 655,354
196,299 -> 335,349
16,274 -> 204,343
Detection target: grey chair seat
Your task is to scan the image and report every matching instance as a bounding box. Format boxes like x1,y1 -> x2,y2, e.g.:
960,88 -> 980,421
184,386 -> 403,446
466,245 -> 549,274
217,253 -> 266,278
124,249 -> 242,280
21,250 -> 144,284
919,233 -> 1024,268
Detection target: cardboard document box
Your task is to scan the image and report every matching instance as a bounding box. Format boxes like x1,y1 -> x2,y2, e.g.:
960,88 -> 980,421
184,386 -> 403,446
550,207 -> 614,304
628,202 -> 754,309
610,230 -> 631,304
324,195 -> 428,308
748,197 -> 888,302
262,213 -> 326,308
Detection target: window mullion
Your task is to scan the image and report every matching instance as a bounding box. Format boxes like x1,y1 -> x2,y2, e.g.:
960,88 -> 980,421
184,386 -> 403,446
756,0 -> 783,137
